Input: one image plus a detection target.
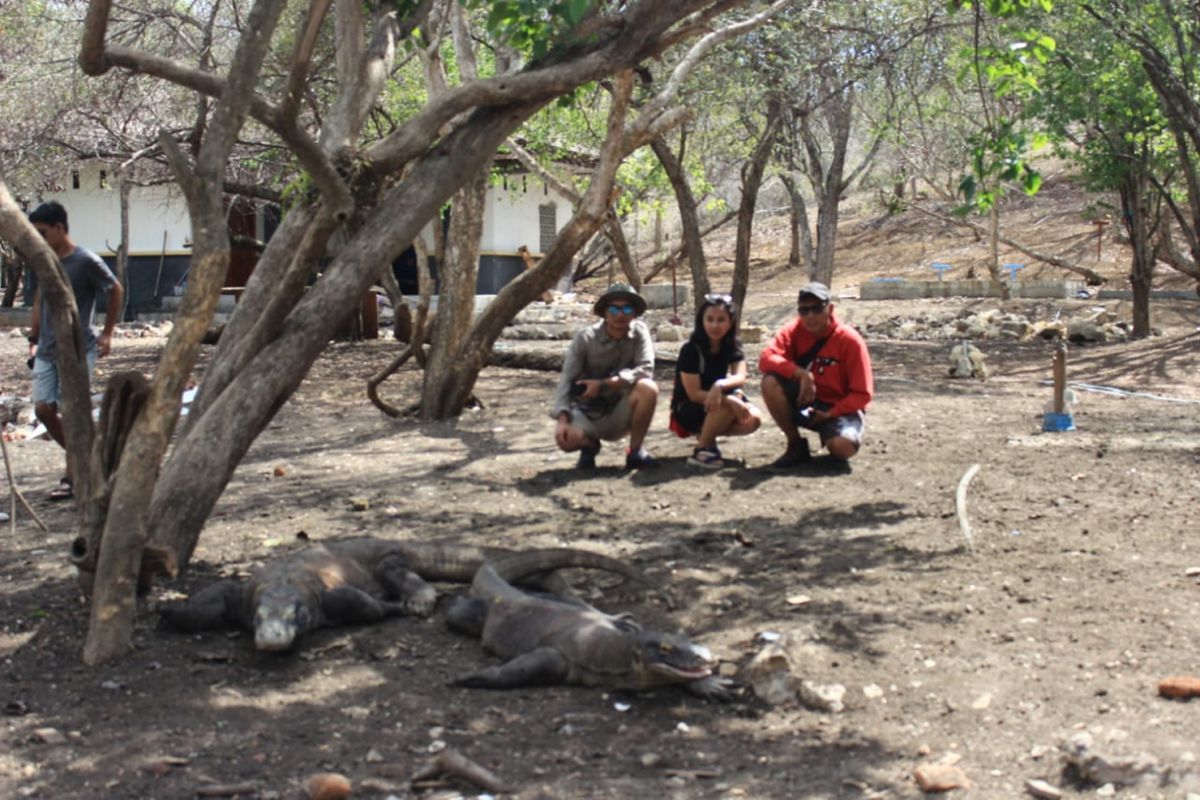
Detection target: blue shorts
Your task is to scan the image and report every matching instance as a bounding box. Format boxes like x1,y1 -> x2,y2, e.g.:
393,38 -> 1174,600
774,375 -> 865,447
31,349 -> 98,406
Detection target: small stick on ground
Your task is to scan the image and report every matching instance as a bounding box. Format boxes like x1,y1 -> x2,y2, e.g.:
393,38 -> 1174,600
955,463 -> 981,553
0,434 -> 49,533
411,748 -> 513,795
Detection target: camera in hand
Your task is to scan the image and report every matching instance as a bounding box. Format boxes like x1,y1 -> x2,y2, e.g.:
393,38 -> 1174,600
570,382 -> 587,397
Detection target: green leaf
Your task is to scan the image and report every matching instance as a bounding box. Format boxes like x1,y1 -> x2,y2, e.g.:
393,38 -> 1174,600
1022,169 -> 1043,194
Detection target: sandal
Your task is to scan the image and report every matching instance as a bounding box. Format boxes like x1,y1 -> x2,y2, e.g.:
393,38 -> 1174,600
48,476 -> 73,502
688,447 -> 725,470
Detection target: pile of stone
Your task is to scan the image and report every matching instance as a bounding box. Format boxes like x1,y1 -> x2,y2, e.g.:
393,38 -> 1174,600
856,307 -> 1130,344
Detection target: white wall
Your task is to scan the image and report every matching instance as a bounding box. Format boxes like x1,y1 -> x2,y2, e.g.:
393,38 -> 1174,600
480,174 -> 571,255
43,162 -> 192,256
42,162 -> 571,260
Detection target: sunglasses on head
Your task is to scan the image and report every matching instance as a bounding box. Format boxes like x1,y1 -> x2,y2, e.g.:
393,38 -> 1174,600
797,302 -> 827,316
607,303 -> 636,316
704,293 -> 733,305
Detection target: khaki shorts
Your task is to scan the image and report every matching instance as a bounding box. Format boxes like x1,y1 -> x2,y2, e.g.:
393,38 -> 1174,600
569,390 -> 634,441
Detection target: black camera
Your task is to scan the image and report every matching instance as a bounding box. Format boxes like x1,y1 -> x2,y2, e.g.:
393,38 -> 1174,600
27,356 -> 35,370
570,382 -> 587,397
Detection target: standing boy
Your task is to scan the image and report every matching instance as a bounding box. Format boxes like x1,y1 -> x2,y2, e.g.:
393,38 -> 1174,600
27,201 -> 123,500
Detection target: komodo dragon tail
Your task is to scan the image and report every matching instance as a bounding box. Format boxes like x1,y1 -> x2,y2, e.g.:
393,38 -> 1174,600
475,548 -> 673,608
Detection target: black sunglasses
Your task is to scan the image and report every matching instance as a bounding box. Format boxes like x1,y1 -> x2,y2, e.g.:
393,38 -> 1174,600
797,303 -> 827,316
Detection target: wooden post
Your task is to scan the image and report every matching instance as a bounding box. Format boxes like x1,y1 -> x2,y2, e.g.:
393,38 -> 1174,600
1052,339 -> 1067,414
1092,218 -> 1108,259
361,289 -> 378,340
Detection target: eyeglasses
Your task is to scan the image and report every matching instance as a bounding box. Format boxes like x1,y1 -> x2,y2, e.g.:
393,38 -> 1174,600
797,303 -> 827,316
704,293 -> 733,304
607,303 -> 636,316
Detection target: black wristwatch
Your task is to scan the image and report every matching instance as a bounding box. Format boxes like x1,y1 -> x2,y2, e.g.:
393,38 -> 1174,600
27,335 -> 38,344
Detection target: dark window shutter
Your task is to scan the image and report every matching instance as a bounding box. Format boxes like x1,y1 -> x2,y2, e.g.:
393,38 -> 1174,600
538,203 -> 557,253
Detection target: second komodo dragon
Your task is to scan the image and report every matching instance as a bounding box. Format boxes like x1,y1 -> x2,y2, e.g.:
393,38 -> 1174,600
159,538 -> 570,651
446,549 -> 731,699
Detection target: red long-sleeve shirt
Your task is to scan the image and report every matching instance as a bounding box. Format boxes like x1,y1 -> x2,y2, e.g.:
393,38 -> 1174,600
758,312 -> 874,418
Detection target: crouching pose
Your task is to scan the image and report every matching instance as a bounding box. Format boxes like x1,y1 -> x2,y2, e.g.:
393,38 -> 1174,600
759,282 -> 873,467
552,283 -> 658,470
669,293 -> 761,469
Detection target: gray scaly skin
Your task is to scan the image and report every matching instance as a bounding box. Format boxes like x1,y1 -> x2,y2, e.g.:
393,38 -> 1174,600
446,548 -> 730,699
160,539 -> 563,652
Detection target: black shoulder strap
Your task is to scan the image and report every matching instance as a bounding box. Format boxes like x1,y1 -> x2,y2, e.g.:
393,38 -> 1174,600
796,336 -> 829,369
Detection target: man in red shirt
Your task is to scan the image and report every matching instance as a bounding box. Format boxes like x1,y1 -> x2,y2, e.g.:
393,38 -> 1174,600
758,282 -> 873,468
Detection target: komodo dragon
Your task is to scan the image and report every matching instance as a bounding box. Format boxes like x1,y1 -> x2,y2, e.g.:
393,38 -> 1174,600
446,549 -> 731,699
159,538 -> 572,652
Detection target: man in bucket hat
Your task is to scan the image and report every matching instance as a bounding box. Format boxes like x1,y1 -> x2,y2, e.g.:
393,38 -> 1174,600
759,281 -> 873,469
551,283 -> 659,469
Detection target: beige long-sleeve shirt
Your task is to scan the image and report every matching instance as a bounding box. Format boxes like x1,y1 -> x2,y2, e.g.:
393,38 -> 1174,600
550,319 -> 655,419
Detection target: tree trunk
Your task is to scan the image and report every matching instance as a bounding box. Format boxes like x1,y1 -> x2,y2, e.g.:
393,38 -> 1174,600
392,69 -> 673,423
788,71 -> 885,289
1120,166 -> 1157,338
732,96 -> 782,316
797,87 -> 851,287
650,135 -> 709,302
420,168 -> 489,419
1,248 -> 23,307
988,204 -> 1010,300
603,212 -> 642,289
812,196 -> 839,287
0,178 -> 99,552
116,175 -> 131,321
780,174 -> 812,270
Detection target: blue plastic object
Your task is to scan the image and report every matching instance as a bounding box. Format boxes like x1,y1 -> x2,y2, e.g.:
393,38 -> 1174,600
1002,263 -> 1025,282
1042,412 -> 1076,432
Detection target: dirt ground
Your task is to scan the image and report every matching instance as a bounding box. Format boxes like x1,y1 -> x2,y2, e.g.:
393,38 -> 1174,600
2,188 -> 1200,800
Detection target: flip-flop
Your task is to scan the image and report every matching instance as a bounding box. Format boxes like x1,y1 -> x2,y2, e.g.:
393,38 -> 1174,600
48,477 -> 73,502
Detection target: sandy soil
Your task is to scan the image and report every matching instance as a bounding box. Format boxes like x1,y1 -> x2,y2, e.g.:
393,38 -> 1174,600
2,187 -> 1200,800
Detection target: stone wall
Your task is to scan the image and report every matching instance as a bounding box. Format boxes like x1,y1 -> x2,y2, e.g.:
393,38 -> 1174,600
860,279 -> 1084,300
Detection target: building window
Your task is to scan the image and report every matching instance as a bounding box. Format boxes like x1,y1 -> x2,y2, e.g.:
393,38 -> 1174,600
71,170 -> 80,189
538,203 -> 557,253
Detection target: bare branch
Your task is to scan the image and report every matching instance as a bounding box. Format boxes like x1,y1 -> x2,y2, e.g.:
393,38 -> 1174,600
80,0 -> 115,75
504,138 -> 580,202
641,0 -> 799,121
281,0 -> 335,120
324,11 -> 401,150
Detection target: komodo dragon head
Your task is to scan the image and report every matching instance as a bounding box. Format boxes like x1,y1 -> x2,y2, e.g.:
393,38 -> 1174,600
629,628 -> 718,688
252,586 -> 316,651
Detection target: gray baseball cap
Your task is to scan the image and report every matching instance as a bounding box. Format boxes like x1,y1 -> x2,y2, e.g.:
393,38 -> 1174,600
797,282 -> 831,304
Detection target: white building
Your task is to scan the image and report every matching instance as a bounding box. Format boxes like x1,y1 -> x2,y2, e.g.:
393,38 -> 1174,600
37,161 -> 574,314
